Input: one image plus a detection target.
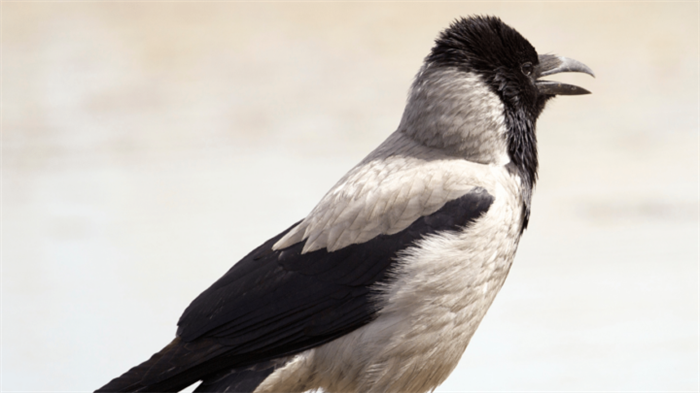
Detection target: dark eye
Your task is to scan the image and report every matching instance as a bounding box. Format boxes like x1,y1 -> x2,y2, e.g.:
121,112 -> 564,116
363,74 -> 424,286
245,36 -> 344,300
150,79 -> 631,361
521,62 -> 533,76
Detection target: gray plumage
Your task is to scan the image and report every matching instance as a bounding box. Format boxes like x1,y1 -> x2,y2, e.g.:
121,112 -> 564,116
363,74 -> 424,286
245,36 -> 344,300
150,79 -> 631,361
97,15 -> 593,393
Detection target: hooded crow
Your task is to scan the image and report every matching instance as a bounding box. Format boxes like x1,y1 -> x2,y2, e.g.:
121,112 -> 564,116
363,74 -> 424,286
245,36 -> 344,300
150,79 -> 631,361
97,15 -> 593,393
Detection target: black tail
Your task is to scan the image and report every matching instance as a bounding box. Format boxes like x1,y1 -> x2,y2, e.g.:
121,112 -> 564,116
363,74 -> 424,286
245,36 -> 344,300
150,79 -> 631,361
96,337 -> 229,392
96,338 -> 287,393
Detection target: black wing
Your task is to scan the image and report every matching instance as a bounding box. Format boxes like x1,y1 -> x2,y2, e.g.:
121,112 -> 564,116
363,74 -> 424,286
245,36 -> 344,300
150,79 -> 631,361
96,187 -> 494,392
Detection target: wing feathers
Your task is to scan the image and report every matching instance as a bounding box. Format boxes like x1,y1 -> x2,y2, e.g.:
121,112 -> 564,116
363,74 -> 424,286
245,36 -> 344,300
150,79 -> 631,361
274,136 -> 493,254
97,187 -> 494,392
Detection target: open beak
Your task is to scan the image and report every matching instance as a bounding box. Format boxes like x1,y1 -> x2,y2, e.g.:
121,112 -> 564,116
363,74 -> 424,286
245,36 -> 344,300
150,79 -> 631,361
535,54 -> 595,95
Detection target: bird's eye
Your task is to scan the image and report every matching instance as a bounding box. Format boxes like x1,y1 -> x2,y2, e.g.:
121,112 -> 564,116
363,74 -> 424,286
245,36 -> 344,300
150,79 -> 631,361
521,62 -> 533,76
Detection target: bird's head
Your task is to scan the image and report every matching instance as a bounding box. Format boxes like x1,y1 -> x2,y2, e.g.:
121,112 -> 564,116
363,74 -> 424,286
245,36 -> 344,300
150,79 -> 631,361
399,15 -> 593,192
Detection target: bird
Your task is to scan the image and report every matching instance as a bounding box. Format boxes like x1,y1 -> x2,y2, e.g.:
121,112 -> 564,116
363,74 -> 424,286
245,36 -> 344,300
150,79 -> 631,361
97,15 -> 593,393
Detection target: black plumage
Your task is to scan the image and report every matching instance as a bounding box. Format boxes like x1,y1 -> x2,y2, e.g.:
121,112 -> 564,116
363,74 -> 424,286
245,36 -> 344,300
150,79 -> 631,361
97,188 -> 494,392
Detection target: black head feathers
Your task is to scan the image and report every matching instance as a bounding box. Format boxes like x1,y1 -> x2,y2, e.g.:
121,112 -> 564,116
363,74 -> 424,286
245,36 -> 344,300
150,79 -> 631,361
428,16 -> 539,76
427,16 -> 546,114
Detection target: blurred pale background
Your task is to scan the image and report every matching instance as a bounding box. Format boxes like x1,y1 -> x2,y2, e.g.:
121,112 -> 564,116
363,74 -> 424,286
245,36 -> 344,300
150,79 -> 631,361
3,2 -> 698,392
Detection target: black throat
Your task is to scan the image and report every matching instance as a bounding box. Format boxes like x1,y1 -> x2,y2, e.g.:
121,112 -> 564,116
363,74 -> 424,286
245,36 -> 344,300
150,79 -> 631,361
502,101 -> 542,231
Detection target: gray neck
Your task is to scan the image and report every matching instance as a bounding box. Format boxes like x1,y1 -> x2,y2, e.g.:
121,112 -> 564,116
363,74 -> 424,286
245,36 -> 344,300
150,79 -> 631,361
397,66 -> 511,166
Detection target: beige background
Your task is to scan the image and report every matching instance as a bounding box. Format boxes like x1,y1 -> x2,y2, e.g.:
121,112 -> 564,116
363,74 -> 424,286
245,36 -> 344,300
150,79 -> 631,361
3,2 -> 698,392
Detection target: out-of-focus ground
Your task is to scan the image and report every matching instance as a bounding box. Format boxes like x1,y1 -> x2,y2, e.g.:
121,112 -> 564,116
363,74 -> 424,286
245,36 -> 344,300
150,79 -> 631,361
3,2 -> 698,392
